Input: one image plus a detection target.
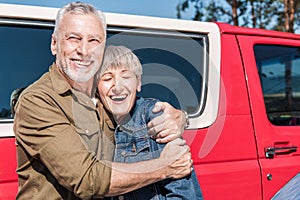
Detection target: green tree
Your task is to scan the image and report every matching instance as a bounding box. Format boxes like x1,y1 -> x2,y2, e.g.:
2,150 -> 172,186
177,0 -> 278,28
270,0 -> 300,33
177,0 -> 299,32
244,0 -> 279,29
177,0 -> 248,26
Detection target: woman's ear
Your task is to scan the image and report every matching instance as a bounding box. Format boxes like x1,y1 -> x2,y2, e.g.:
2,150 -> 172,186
50,34 -> 57,56
137,80 -> 142,92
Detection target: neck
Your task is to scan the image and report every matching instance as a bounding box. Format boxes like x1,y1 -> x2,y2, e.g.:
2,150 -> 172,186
115,114 -> 130,125
70,79 -> 94,97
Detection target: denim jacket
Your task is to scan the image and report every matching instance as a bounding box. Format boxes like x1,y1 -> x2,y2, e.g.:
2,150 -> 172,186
112,97 -> 203,200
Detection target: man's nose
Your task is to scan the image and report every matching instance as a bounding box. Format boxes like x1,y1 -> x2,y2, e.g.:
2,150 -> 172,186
77,40 -> 89,56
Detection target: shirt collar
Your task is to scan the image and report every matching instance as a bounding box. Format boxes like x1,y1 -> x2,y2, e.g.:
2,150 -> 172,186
49,63 -> 72,95
49,63 -> 97,109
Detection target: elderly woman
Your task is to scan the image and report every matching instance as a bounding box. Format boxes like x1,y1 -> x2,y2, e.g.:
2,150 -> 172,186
97,45 -> 203,200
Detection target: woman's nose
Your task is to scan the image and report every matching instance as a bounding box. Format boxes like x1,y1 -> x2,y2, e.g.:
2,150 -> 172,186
112,79 -> 123,93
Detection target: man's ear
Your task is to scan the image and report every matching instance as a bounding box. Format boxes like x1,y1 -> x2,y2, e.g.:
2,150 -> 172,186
50,34 -> 57,56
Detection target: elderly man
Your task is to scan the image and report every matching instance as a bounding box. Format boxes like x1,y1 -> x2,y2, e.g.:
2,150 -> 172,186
14,2 -> 192,199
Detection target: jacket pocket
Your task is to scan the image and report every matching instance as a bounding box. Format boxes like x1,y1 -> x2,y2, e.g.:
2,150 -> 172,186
114,136 -> 153,163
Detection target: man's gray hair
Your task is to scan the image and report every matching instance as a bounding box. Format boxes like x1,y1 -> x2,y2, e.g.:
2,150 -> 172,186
98,45 -> 143,81
53,2 -> 106,38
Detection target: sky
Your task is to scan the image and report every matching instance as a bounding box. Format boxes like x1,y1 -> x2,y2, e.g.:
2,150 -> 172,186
0,0 -> 193,20
1,0 -> 299,32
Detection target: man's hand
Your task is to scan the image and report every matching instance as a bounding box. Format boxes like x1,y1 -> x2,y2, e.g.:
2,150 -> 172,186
159,138 -> 192,179
147,102 -> 186,143
108,138 -> 192,196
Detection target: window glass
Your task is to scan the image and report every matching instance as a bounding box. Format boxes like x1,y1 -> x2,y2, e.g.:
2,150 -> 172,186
0,25 -> 54,119
0,22 -> 207,120
254,45 -> 300,126
107,28 -> 207,115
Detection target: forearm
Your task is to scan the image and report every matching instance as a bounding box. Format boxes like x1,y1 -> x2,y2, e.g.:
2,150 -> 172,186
106,138 -> 192,197
106,159 -> 167,196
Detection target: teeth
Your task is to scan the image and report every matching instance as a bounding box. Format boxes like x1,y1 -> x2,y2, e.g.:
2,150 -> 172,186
73,59 -> 91,66
111,95 -> 126,101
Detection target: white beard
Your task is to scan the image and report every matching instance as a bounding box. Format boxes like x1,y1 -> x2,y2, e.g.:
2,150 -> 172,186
60,61 -> 99,83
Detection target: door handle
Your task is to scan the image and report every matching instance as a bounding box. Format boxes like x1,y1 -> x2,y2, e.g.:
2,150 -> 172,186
265,146 -> 298,159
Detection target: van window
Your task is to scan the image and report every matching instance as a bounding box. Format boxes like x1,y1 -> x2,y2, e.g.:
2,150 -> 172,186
0,23 -> 55,120
254,45 -> 300,126
106,28 -> 207,116
0,20 -> 207,120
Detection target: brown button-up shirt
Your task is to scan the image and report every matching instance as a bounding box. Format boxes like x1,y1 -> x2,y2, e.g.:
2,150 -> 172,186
14,63 -> 115,199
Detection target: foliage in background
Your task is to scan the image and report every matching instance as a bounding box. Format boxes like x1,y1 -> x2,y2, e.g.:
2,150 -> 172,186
177,0 -> 300,33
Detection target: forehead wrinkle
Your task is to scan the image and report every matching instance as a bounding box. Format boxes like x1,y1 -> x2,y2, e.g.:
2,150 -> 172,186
65,32 -> 81,37
64,32 -> 102,38
88,33 -> 103,40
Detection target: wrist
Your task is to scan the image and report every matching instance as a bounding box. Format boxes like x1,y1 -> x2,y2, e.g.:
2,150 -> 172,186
155,157 -> 169,179
181,110 -> 190,129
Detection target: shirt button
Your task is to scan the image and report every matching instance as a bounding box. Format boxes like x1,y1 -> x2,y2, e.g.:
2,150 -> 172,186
85,130 -> 89,133
121,151 -> 126,156
118,196 -> 124,200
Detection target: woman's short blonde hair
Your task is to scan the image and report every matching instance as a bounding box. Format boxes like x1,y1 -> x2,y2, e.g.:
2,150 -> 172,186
98,45 -> 143,81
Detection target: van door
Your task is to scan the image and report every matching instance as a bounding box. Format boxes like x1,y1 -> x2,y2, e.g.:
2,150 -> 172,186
238,35 -> 300,199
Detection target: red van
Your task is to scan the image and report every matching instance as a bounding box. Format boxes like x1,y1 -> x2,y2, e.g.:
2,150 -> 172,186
0,3 -> 300,199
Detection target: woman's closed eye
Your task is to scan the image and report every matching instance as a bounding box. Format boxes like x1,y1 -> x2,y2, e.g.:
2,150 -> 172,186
101,74 -> 113,81
122,72 -> 135,79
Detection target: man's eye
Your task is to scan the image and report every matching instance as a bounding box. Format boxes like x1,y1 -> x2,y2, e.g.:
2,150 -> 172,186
67,36 -> 80,41
90,38 -> 100,43
89,38 -> 101,45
